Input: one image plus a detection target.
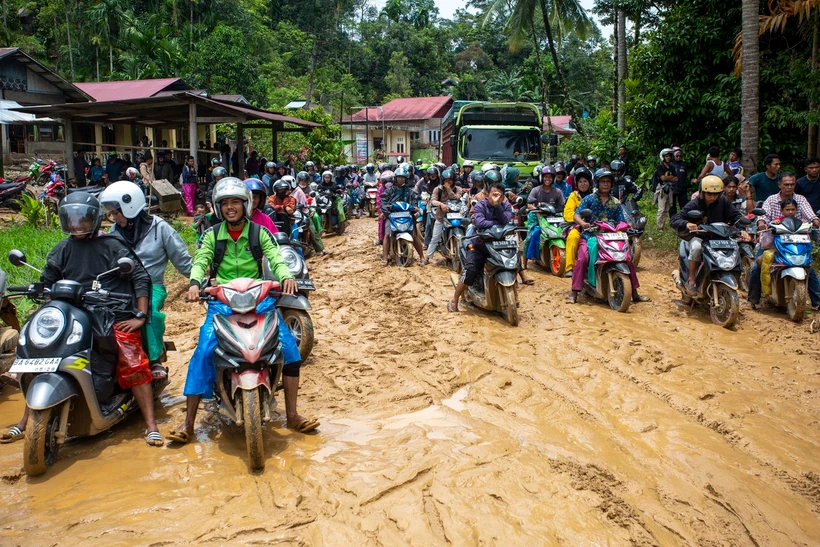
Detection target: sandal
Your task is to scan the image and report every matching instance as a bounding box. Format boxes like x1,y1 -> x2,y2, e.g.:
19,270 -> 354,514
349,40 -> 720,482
633,295 -> 651,303
0,426 -> 24,444
565,293 -> 577,304
167,426 -> 194,444
521,278 -> 535,286
150,363 -> 168,380
145,430 -> 164,447
447,302 -> 460,313
289,418 -> 320,433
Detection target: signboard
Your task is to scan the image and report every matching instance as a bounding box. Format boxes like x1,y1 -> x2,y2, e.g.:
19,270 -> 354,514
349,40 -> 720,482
356,132 -> 368,163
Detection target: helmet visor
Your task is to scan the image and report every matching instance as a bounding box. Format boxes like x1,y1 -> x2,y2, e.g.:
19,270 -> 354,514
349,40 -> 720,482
60,203 -> 99,236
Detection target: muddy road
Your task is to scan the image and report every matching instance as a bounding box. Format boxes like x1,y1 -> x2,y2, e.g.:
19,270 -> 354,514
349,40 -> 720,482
1,218 -> 819,545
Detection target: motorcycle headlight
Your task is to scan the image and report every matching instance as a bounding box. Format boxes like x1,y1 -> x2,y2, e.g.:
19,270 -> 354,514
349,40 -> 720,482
66,320 -> 84,345
611,251 -> 626,261
281,247 -> 302,276
29,308 -> 65,348
223,285 -> 263,314
788,254 -> 806,266
715,252 -> 737,270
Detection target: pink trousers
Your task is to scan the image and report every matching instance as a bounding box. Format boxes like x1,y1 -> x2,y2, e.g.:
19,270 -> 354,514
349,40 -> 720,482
182,183 -> 197,215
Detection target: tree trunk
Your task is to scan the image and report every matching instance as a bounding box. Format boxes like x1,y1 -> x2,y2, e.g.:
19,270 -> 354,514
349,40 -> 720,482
612,12 -> 619,121
530,21 -> 552,134
65,6 -> 75,80
190,0 -> 194,51
809,13 -> 819,157
634,10 -> 642,44
538,0 -> 578,131
96,46 -> 100,82
740,0 -> 760,175
617,10 -> 627,130
2,0 -> 7,28
305,35 -> 318,109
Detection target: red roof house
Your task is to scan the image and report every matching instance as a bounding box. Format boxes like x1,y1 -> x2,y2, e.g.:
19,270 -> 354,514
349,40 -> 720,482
73,78 -> 193,102
343,96 -> 453,124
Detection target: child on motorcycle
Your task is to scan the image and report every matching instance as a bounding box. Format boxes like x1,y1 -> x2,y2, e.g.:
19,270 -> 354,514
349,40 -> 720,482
563,169 -> 594,274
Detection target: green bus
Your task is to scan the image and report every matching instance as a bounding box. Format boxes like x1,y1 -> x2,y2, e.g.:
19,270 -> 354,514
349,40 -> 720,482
439,102 -> 544,174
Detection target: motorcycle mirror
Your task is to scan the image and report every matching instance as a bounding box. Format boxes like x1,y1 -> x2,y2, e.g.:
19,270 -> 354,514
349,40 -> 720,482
737,217 -> 751,226
7,250 -> 26,267
686,210 -> 704,222
471,200 -> 478,207
515,196 -> 524,205
578,208 -> 593,220
309,191 -> 316,197
751,208 -> 766,217
116,257 -> 135,274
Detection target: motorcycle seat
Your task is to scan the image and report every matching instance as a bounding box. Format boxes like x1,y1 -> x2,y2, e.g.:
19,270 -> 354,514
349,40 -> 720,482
0,182 -> 22,191
67,185 -> 103,194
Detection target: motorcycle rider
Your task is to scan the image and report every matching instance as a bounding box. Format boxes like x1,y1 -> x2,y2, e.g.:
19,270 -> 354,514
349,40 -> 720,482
100,181 -> 192,381
169,178 -> 316,444
376,170 -> 394,246
320,170 -> 347,225
262,161 -> 278,194
416,166 -> 441,246
244,179 -> 278,234
381,165 -> 426,265
268,178 -> 297,234
426,168 -> 464,262
206,165 -> 228,203
747,173 -> 820,308
294,171 -> 325,254
305,161 -> 320,183
448,182 -> 511,313
522,166 -> 565,275
1,192 -> 162,446
563,168 -> 594,274
669,175 -> 749,297
458,160 -> 475,189
610,160 -> 642,204
567,169 -> 650,304
553,164 -> 571,198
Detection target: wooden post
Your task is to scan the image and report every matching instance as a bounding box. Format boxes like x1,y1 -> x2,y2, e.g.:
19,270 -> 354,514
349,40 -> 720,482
236,123 -> 244,177
189,101 -> 197,162
271,124 -> 278,162
64,118 -> 74,181
94,124 -> 103,157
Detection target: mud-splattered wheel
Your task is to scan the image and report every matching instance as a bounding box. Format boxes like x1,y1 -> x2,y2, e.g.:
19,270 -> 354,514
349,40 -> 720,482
282,309 -> 315,360
709,284 -> 739,329
608,272 -> 632,313
396,239 -> 414,267
630,237 -> 642,268
242,389 -> 265,471
549,246 -> 566,277
24,403 -> 63,477
447,236 -> 461,273
739,255 -> 753,292
500,285 -> 519,326
786,278 -> 807,323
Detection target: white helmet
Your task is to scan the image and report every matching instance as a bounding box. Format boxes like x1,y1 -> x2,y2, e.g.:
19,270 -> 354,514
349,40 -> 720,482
281,175 -> 297,190
462,160 -> 475,168
125,167 -> 139,180
481,163 -> 499,173
212,177 -> 251,221
99,180 -> 147,219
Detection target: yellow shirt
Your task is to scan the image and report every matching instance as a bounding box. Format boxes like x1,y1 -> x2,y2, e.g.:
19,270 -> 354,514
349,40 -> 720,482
563,191 -> 583,222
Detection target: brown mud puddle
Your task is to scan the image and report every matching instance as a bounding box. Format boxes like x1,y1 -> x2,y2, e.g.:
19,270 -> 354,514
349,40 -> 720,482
1,218 -> 819,545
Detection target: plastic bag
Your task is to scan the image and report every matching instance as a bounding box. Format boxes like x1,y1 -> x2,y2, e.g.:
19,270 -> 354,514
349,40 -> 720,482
113,325 -> 151,389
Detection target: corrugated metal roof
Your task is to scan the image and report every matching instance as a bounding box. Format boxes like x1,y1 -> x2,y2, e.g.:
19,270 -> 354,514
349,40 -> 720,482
74,78 -> 191,101
543,115 -> 575,135
0,99 -> 56,123
343,96 -> 453,123
0,48 -> 91,102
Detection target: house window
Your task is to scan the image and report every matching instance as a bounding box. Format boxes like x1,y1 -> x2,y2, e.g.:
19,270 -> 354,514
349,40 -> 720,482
409,131 -> 420,141
39,126 -> 54,142
428,130 -> 440,145
396,142 -> 405,153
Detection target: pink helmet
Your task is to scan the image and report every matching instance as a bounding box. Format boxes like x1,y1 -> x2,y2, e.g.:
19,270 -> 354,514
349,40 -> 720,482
379,170 -> 394,184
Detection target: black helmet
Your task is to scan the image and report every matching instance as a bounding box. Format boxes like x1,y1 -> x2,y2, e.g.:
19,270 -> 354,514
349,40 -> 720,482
296,171 -> 310,185
594,168 -> 614,183
541,166 -> 556,178
212,166 -> 228,179
610,160 -> 625,175
574,167 -> 593,182
441,168 -> 455,180
484,170 -> 502,185
470,172 -> 485,187
265,161 -> 276,171
334,166 -> 345,177
273,180 -> 290,194
305,161 -> 315,170
426,166 -> 439,177
59,192 -> 102,236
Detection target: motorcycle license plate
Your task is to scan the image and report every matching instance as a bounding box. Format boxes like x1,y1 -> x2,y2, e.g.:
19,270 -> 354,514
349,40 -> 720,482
709,240 -> 735,249
446,213 -> 462,220
601,232 -> 628,241
548,217 -> 563,223
781,234 -> 810,244
296,279 -> 315,291
10,357 -> 61,373
494,240 -> 518,250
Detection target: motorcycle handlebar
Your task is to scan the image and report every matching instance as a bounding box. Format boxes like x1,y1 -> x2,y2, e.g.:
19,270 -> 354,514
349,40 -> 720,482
7,286 -> 31,292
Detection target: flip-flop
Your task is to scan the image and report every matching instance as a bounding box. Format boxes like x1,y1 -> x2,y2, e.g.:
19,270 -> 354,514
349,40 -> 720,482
447,302 -> 460,313
0,426 -> 23,444
150,364 -> 168,380
290,418 -> 320,433
633,295 -> 651,303
521,279 -> 535,285
565,294 -> 577,304
167,427 -> 194,444
145,430 -> 164,447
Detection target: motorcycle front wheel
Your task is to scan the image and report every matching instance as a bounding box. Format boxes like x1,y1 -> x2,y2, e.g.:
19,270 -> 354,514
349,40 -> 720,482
630,237 -> 642,269
739,255 -> 753,293
549,245 -> 566,277
786,278 -> 808,323
24,403 -> 63,476
500,285 -> 519,326
608,272 -> 632,313
396,239 -> 414,267
242,389 -> 265,471
447,235 -> 461,273
710,284 -> 739,329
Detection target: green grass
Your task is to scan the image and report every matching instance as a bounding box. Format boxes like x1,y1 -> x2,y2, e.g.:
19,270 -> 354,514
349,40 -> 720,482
638,197 -> 681,253
0,224 -> 67,324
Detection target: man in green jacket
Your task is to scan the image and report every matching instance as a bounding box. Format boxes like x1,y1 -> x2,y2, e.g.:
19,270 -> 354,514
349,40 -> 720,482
168,178 -> 318,444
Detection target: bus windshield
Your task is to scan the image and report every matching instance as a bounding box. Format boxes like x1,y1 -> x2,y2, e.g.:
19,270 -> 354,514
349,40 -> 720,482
461,128 -> 541,162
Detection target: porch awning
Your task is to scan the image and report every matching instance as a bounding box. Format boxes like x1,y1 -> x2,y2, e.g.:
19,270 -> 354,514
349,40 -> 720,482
0,100 -> 57,124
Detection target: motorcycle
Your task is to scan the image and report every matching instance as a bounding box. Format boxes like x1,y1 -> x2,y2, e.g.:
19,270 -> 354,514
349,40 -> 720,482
672,210 -> 752,328
621,198 -> 647,268
387,201 -> 417,267
262,232 -> 316,360
0,267 -> 20,387
37,173 -> 67,227
738,223 -> 757,293
417,191 -> 430,239
292,205 -> 315,259
438,198 -> 468,273
315,189 -> 346,236
29,157 -> 66,187
5,250 -> 167,476
577,210 -> 635,313
364,180 -> 379,217
196,278 -> 286,471
0,179 -> 36,211
451,224 -> 521,326
760,217 -> 817,322
532,204 -> 568,277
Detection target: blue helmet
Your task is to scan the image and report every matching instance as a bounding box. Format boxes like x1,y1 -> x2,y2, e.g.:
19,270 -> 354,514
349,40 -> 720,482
244,178 -> 266,195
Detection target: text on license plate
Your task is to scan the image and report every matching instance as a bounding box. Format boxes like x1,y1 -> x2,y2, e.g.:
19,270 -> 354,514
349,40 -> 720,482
493,241 -> 518,249
710,240 -> 736,249
10,357 -> 62,373
296,279 -> 315,290
781,234 -> 810,244
601,232 -> 628,241
446,213 -> 462,220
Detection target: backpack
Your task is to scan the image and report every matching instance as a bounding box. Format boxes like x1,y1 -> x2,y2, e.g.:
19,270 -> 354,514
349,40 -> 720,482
209,221 -> 264,283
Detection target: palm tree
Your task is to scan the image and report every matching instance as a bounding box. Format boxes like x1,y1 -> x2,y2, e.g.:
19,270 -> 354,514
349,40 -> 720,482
486,69 -> 537,102
486,0 -> 593,126
740,0 -> 760,175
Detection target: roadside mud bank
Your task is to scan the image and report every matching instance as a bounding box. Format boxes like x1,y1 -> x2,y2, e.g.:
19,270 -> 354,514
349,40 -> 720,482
1,218 -> 818,545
